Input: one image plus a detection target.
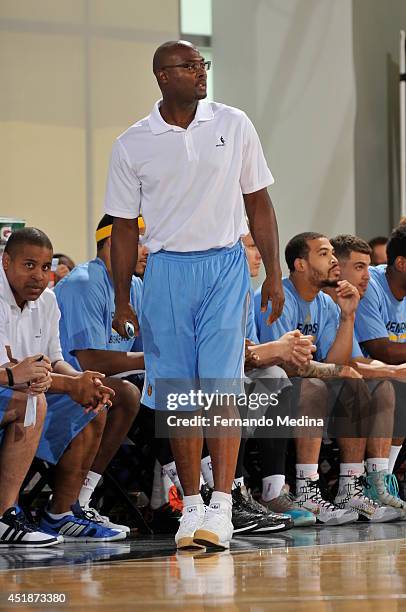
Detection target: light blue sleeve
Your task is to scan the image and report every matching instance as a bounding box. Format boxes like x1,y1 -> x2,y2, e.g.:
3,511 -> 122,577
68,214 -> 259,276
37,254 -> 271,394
316,302 -> 341,361
130,276 -> 144,351
355,281 -> 388,343
351,333 -> 363,359
56,279 -> 109,357
255,287 -> 297,343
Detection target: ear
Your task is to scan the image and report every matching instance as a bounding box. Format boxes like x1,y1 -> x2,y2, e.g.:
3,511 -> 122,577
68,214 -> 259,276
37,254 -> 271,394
157,69 -> 168,84
294,257 -> 305,273
2,252 -> 10,271
395,256 -> 406,273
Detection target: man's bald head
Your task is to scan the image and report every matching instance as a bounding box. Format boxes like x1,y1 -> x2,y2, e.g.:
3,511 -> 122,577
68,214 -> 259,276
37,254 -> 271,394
152,40 -> 197,74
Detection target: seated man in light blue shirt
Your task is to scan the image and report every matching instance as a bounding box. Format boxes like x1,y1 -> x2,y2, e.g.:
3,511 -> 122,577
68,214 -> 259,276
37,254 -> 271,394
55,215 -> 180,531
254,232 -> 401,523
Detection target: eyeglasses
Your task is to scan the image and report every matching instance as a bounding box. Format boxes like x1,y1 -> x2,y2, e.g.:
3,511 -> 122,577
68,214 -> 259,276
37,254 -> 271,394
161,60 -> 211,73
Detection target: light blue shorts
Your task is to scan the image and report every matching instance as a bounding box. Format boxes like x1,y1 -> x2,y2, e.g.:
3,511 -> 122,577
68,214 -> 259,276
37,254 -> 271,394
36,393 -> 96,465
140,241 -> 251,410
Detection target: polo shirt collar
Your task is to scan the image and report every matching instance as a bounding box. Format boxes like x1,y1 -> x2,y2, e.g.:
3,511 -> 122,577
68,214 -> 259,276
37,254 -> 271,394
0,261 -> 38,311
148,99 -> 214,134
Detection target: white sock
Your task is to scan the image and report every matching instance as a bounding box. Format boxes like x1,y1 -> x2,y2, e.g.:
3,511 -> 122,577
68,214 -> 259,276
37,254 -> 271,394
339,463 -> 364,477
199,474 -> 205,488
388,446 -> 402,473
211,491 -> 232,508
366,457 -> 389,473
261,475 -> 285,502
338,463 -> 364,495
201,455 -> 214,488
48,510 -> 73,519
150,461 -> 166,510
232,476 -> 244,490
78,470 -> 102,508
162,472 -> 173,502
183,494 -> 204,508
162,461 -> 184,496
296,464 -> 318,480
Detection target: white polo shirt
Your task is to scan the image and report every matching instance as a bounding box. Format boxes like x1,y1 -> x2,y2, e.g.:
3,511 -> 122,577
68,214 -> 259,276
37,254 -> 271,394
0,263 -> 64,364
0,300 -> 9,365
104,99 -> 274,253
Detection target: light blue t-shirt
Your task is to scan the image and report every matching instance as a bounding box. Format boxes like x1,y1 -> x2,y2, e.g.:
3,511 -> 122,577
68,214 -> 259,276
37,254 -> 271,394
254,277 -> 361,361
55,257 -> 143,370
355,265 -> 406,356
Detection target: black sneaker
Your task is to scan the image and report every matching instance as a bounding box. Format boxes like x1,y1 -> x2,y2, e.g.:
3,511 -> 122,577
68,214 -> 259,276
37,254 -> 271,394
0,506 -> 60,548
233,486 -> 293,534
201,484 -> 259,534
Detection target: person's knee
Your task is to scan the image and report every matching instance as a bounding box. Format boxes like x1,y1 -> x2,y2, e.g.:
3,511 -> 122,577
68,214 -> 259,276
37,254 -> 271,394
299,377 -> 328,417
372,380 -> 396,411
113,379 -> 141,418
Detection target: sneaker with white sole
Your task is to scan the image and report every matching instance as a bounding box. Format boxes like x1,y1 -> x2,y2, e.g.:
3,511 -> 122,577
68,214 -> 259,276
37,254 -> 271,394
365,471 -> 406,518
261,485 -> 316,527
334,474 -> 402,522
81,506 -> 130,534
0,506 -> 60,548
194,501 -> 234,550
296,477 -> 358,525
175,504 -> 206,550
40,502 -> 126,542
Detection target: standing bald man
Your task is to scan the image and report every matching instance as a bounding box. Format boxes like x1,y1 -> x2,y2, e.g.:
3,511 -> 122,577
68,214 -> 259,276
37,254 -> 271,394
104,40 -> 284,550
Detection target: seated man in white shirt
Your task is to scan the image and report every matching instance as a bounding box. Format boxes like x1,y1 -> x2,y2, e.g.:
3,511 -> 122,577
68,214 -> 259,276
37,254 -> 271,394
1,227 -> 124,542
0,298 -> 60,546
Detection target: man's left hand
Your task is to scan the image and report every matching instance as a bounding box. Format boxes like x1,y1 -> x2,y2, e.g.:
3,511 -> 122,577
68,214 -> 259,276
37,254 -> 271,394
336,280 -> 360,318
70,371 -> 115,413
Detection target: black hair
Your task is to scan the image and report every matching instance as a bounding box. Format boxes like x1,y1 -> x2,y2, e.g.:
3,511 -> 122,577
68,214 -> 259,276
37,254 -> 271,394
387,225 -> 406,266
368,236 -> 388,249
330,234 -> 371,261
96,214 -> 115,251
285,232 -> 325,272
4,227 -> 53,257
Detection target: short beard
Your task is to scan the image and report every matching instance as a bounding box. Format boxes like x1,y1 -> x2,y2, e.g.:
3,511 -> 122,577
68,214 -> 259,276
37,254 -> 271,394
320,278 -> 339,288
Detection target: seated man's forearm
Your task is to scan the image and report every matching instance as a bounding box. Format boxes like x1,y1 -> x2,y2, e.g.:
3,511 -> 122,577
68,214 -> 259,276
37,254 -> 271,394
76,349 -> 145,377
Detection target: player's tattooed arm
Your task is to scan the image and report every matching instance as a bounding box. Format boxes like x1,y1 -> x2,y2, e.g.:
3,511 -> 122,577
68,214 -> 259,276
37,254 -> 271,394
284,360 -> 361,379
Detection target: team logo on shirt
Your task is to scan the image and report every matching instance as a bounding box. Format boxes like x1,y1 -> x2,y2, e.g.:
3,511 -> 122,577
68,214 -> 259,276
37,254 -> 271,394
386,320 -> 406,341
297,312 -> 318,336
216,136 -> 226,147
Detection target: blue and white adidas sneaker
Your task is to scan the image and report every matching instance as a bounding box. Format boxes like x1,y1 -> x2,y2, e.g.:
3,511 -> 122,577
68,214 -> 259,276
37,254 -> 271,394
0,506 -> 60,548
39,502 -> 126,542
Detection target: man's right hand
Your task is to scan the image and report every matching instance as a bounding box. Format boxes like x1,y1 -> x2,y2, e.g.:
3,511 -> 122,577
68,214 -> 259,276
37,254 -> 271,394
112,302 -> 139,339
11,354 -> 52,386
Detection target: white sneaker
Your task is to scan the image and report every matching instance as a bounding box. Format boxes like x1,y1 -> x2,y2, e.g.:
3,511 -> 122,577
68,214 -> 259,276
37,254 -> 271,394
335,475 -> 402,523
175,504 -> 206,550
194,501 -> 233,550
81,506 -> 130,534
0,506 -> 60,548
296,477 -> 358,525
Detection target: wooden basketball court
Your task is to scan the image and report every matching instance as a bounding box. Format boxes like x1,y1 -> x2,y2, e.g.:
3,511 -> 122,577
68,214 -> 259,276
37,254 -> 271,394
1,523 -> 406,610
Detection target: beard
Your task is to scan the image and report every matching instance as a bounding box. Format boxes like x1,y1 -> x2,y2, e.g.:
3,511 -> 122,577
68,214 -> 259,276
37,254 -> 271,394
309,268 -> 339,288
320,278 -> 339,288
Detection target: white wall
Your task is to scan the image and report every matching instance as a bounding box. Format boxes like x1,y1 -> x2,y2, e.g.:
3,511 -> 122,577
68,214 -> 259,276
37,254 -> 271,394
0,0 -> 179,262
213,0 -> 356,279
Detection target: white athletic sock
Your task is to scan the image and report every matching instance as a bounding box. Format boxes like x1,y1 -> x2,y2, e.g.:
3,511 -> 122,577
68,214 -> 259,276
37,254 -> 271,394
162,461 -> 184,496
78,470 -> 102,508
296,464 -> 318,480
183,494 -> 204,508
199,473 -> 205,488
388,445 -> 402,473
340,463 -> 364,476
201,455 -> 214,488
150,461 -> 166,510
232,476 -> 244,490
338,463 -> 364,495
47,510 -> 73,519
261,475 -> 285,502
211,491 -> 232,508
366,457 -> 389,473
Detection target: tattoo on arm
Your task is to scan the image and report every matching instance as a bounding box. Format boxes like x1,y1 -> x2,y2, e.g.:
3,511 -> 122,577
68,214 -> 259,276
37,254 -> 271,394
296,362 -> 344,378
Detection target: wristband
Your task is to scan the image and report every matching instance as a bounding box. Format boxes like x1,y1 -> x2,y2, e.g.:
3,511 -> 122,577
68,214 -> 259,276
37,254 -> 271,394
5,367 -> 14,387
